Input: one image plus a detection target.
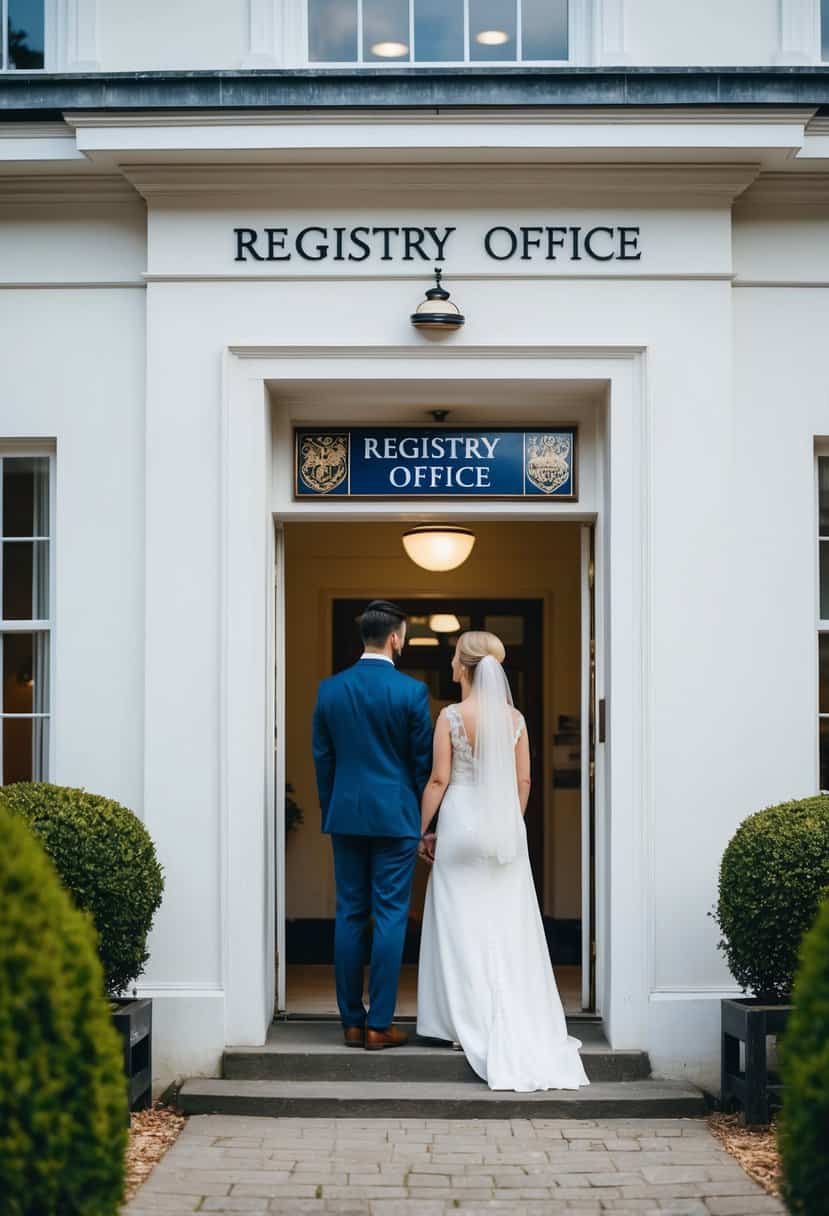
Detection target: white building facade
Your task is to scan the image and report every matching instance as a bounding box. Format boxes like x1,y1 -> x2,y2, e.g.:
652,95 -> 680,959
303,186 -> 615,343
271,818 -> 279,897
1,0 -> 829,1096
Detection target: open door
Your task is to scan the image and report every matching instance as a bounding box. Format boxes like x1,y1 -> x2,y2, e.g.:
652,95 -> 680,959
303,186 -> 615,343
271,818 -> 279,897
274,520 -> 286,1014
580,523 -> 597,1010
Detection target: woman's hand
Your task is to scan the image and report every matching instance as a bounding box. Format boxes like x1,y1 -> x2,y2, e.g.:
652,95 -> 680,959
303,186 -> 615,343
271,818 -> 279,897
418,831 -> 437,865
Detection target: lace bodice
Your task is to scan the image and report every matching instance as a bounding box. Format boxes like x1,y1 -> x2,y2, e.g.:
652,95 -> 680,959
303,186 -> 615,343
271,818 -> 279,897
443,703 -> 525,786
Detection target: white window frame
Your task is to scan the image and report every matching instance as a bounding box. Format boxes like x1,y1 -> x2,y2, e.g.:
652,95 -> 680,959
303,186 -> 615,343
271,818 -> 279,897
0,446 -> 55,784
818,446 -> 829,791
303,0 -> 584,67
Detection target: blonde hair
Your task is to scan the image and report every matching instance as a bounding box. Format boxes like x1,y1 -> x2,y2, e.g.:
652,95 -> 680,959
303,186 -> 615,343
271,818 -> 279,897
456,630 -> 506,674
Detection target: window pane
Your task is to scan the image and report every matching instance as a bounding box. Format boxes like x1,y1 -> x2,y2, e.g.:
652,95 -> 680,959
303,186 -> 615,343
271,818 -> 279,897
8,0 -> 45,69
821,635 -> 829,715
2,540 -> 48,620
3,632 -> 48,714
521,0 -> 567,59
309,0 -> 358,61
820,456 -> 829,536
823,0 -> 829,60
822,541 -> 829,621
415,0 -> 463,60
470,0 -> 516,59
3,715 -> 48,784
3,456 -> 48,538
364,0 -> 410,61
485,614 -> 525,645
822,718 -> 829,791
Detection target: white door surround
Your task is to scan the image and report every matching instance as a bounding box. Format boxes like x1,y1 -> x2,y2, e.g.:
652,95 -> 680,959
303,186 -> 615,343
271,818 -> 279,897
219,345 -> 649,1052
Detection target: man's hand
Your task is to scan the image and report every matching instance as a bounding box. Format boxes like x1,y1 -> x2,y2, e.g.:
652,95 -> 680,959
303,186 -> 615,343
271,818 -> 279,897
418,832 -> 437,865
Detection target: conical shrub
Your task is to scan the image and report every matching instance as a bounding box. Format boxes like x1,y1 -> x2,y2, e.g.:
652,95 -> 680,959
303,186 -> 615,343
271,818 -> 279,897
0,799 -> 127,1215
778,894 -> 829,1214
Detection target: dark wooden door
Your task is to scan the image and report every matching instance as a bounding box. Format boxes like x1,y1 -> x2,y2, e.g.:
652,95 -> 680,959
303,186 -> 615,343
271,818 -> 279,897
331,598 -> 545,900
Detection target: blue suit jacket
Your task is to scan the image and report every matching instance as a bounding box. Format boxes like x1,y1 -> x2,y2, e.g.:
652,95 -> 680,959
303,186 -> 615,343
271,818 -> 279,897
312,658 -> 434,839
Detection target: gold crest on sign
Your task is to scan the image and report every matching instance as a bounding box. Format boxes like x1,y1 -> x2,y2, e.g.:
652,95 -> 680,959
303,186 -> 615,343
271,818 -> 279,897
526,434 -> 572,495
299,434 -> 348,495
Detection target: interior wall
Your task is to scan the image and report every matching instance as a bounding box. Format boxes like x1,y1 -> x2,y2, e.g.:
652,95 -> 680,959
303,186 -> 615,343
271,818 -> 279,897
284,519 -> 582,924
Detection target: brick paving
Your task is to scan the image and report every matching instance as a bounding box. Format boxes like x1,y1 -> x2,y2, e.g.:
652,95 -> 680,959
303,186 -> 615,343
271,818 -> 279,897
121,1115 -> 786,1215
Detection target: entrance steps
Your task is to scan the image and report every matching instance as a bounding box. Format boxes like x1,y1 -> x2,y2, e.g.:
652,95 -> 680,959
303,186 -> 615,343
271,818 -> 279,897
176,1020 -> 706,1119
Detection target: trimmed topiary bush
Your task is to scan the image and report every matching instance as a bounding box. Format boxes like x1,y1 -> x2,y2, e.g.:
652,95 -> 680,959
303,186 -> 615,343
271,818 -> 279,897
778,894 -> 829,1214
712,795 -> 829,1002
2,782 -> 164,997
0,799 -> 127,1215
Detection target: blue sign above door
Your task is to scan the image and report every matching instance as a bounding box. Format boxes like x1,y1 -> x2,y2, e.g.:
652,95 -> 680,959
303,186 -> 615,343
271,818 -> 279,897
294,427 -> 577,500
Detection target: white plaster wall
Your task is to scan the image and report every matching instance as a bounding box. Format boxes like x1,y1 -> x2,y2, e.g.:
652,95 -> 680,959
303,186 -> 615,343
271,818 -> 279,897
0,286 -> 145,812
647,280 -> 829,1094
622,0 -> 781,66
98,0 -> 248,70
0,201 -> 146,283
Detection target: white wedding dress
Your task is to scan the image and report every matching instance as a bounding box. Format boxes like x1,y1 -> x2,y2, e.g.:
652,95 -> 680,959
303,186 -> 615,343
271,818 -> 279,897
417,700 -> 590,1092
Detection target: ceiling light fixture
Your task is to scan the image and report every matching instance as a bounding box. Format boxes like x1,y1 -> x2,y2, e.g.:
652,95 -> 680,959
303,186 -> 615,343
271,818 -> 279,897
402,526 -> 476,572
429,613 -> 461,633
370,40 -> 408,57
475,27 -> 509,44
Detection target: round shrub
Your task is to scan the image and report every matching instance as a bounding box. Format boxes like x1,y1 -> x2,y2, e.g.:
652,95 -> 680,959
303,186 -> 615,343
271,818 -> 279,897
713,795 -> 829,1002
2,782 -> 164,996
0,799 -> 126,1215
778,894 -> 829,1214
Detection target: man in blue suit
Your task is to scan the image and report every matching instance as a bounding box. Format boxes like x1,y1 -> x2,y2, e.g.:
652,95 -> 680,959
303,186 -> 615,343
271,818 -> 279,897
313,600 -> 434,1050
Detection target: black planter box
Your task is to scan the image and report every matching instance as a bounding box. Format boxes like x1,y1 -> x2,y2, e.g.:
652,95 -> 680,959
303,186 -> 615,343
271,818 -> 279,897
112,998 -> 152,1117
721,997 -> 792,1125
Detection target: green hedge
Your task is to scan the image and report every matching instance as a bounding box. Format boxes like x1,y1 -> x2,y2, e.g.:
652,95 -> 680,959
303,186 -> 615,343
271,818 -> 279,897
713,795 -> 829,1002
3,783 -> 164,997
0,800 -> 126,1215
778,894 -> 829,1213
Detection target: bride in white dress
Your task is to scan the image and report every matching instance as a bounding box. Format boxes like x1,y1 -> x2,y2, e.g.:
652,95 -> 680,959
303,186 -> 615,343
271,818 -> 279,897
416,630 -> 590,1093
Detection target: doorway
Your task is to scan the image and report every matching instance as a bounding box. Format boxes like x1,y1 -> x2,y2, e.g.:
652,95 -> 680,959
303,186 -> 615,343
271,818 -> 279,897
280,519 -> 594,1018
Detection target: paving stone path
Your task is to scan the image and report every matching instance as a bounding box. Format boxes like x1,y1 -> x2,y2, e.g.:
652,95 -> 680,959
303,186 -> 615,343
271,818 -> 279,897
122,1115 -> 786,1215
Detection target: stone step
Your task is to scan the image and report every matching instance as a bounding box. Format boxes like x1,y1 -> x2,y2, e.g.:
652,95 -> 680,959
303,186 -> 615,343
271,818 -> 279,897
178,1077 -> 707,1120
223,1021 -> 650,1084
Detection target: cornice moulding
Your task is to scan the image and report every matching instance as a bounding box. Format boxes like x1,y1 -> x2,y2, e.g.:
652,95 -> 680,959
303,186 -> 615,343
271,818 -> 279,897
0,122 -> 74,138
0,173 -> 141,203
122,161 -> 761,204
65,106 -> 817,129
736,170 -> 829,207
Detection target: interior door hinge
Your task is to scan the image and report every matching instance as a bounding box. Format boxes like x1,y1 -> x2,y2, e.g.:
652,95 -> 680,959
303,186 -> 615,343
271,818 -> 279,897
598,698 -> 606,743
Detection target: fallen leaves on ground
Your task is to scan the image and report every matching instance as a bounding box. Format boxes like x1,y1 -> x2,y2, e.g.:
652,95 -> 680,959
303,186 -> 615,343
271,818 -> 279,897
708,1112 -> 782,1197
124,1103 -> 186,1200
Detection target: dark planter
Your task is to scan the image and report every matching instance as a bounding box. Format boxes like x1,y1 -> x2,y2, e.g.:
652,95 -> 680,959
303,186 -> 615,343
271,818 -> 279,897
721,997 -> 792,1125
112,998 -> 152,1118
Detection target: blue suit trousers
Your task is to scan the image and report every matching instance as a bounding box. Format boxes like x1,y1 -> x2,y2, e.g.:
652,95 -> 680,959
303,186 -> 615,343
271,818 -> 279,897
330,834 -> 419,1030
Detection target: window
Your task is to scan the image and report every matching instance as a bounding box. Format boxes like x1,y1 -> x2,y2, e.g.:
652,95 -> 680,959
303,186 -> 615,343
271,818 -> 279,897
2,0 -> 44,69
1,454 -> 51,784
308,0 -> 568,64
819,454 -> 829,790
823,0 -> 829,60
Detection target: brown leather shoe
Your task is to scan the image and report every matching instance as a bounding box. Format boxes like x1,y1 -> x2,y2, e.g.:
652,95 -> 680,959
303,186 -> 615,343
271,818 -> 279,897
343,1026 -> 365,1048
365,1025 -> 409,1051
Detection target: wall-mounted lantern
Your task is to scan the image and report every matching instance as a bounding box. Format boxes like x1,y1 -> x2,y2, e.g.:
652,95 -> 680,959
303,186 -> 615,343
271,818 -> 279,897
411,267 -> 465,334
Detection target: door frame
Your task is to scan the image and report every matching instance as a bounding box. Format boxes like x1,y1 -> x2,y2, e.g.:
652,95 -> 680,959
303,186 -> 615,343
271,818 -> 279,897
220,345 -> 648,1052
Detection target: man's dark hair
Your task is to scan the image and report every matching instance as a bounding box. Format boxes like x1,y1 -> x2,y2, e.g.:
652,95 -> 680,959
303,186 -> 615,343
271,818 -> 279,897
359,600 -> 407,647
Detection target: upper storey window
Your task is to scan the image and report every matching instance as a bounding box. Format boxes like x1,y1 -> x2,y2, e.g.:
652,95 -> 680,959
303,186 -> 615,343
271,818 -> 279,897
308,0 -> 568,64
2,0 -> 44,69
